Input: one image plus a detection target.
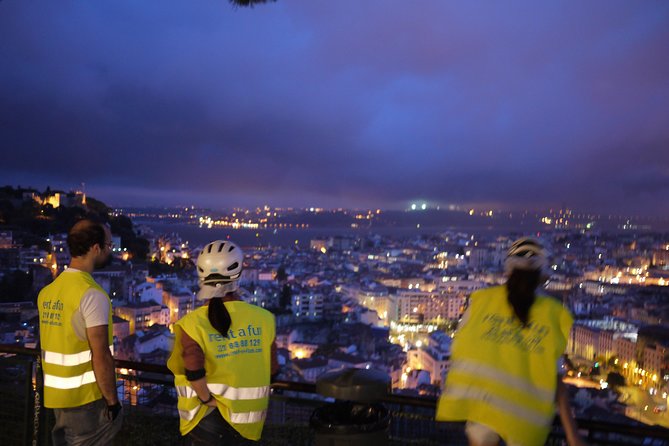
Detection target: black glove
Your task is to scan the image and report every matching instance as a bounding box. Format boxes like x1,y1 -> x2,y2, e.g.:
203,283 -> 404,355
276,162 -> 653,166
106,401 -> 122,421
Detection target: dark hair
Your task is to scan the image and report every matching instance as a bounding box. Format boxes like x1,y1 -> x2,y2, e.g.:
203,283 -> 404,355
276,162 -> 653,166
67,219 -> 106,257
208,297 -> 232,337
506,269 -> 541,327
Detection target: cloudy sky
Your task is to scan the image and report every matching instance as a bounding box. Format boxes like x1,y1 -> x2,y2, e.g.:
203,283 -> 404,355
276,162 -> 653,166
1,1 -> 668,215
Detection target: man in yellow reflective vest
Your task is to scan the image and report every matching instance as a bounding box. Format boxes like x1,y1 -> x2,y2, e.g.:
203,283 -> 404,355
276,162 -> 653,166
168,240 -> 278,444
38,219 -> 122,446
436,238 -> 585,446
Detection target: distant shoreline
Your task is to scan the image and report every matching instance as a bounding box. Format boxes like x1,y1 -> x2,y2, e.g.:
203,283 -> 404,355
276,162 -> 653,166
142,221 -> 517,248
139,220 -> 667,249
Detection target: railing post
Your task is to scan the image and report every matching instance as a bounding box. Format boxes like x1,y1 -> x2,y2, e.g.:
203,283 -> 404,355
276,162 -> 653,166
21,355 -> 33,446
34,350 -> 50,446
6,346 -> 669,445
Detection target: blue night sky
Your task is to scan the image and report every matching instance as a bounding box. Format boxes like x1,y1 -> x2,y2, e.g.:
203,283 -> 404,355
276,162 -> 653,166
1,1 -> 668,215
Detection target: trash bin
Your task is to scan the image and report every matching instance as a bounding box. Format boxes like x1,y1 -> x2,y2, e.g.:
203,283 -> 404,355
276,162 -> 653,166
310,368 -> 391,446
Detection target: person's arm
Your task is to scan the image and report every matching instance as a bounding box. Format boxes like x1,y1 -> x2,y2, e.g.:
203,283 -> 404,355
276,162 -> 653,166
271,340 -> 279,378
87,325 -> 118,405
556,379 -> 588,446
180,329 -> 217,407
188,376 -> 217,407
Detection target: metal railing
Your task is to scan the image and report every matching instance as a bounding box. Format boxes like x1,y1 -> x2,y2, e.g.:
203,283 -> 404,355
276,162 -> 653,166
3,344 -> 669,445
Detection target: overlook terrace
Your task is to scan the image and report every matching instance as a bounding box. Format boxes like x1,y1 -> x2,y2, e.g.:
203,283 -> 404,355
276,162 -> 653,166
3,344 -> 669,445
3,188 -> 669,443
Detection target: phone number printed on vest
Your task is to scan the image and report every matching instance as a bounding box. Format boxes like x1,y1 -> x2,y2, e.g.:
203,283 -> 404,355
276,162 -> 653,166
41,298 -> 65,327
208,324 -> 265,359
480,313 -> 549,353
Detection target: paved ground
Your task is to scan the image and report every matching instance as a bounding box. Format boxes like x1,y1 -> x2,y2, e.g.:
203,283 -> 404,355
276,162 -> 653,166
620,385 -> 669,427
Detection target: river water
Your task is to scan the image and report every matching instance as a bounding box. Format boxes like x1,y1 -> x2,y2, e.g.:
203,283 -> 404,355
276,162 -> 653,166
141,221 -> 541,248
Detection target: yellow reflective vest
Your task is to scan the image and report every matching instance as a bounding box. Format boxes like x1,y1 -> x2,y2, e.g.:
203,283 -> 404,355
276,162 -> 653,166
168,301 -> 276,440
436,286 -> 573,446
38,270 -> 113,408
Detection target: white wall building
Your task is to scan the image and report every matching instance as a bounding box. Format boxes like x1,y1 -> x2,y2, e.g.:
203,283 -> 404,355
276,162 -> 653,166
292,293 -> 324,320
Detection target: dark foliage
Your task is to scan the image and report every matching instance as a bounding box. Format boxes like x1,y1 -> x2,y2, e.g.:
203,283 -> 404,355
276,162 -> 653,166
279,283 -> 292,309
148,258 -> 194,277
0,270 -> 33,303
276,264 -> 287,282
110,215 -> 150,260
0,186 -> 150,261
229,0 -> 276,7
607,371 -> 626,388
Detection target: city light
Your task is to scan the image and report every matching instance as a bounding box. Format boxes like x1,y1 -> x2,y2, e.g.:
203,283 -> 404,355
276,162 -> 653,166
10,184 -> 669,427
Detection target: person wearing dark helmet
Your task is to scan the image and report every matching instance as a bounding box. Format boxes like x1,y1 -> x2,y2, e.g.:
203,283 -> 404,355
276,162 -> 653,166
168,240 -> 278,445
436,238 -> 585,446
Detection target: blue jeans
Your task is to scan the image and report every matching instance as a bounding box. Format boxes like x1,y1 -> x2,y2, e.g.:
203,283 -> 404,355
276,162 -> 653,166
52,399 -> 123,446
185,409 -> 254,445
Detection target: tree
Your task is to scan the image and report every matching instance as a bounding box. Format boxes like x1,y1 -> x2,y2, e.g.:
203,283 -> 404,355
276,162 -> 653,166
276,264 -> 287,283
607,356 -> 620,370
124,237 -> 150,261
85,196 -> 110,217
0,270 -> 33,303
607,372 -> 626,389
229,0 -> 276,7
313,343 -> 340,358
110,215 -> 150,260
590,361 -> 602,376
0,199 -> 13,224
279,284 -> 292,309
148,260 -> 173,277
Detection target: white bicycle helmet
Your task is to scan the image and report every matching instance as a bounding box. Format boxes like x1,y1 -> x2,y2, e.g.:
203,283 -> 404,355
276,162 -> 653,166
196,240 -> 244,290
504,237 -> 547,275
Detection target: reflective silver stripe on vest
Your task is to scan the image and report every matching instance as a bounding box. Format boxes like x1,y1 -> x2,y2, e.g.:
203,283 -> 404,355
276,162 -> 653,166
178,406 -> 210,421
179,406 -> 267,424
449,358 -> 554,402
43,345 -> 114,367
179,407 -> 201,421
44,350 -> 91,366
44,370 -> 97,389
230,409 -> 267,424
176,384 -> 269,401
444,384 -> 551,427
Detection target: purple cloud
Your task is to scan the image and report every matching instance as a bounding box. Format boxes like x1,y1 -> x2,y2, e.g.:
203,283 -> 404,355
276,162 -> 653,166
1,1 -> 668,215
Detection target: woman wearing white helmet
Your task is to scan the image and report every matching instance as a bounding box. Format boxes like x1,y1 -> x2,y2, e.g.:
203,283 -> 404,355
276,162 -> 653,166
436,238 -> 586,446
168,240 -> 278,445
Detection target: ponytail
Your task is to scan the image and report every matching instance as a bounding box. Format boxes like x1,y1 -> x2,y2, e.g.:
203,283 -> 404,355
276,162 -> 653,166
506,269 -> 541,327
208,297 -> 232,336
